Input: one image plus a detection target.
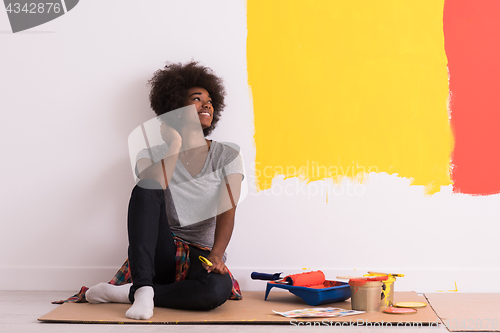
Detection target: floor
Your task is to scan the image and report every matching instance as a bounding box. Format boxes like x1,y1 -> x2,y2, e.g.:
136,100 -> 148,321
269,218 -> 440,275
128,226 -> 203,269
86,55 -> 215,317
0,290 -> 468,333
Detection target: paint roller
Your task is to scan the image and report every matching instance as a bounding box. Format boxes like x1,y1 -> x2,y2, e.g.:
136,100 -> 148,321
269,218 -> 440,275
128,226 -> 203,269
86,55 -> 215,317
252,270 -> 326,288
257,270 -> 353,304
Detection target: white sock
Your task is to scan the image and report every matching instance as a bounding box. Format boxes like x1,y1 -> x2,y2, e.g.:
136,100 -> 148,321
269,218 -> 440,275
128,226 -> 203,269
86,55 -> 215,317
125,286 -> 154,320
86,282 -> 132,304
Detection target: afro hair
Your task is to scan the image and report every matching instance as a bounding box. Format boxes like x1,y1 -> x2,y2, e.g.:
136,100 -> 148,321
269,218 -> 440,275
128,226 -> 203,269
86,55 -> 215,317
148,61 -> 226,137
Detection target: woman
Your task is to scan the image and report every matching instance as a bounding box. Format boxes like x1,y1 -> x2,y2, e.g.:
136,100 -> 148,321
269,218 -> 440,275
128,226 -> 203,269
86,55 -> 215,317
85,61 -> 244,320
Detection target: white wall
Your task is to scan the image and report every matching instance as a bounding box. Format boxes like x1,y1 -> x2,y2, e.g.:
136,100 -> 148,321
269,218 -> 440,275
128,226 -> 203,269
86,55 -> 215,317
1,0 -> 499,293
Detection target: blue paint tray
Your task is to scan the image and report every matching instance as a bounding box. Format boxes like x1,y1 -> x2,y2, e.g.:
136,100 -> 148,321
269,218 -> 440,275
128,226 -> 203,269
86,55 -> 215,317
265,280 -> 351,306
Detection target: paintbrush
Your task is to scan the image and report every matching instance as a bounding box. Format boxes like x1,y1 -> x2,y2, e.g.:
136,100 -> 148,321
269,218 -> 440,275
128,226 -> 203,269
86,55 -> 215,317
367,271 -> 404,277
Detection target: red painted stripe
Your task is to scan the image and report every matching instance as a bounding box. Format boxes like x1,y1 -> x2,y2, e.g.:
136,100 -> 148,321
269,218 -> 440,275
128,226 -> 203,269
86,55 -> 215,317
444,0 -> 500,195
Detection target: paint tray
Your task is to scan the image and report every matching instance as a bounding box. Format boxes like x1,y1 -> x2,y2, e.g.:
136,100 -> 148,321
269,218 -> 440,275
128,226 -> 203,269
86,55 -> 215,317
265,280 -> 351,306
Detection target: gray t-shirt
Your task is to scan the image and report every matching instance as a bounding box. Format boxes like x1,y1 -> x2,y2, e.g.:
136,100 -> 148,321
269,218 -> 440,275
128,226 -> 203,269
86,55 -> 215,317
136,141 -> 244,262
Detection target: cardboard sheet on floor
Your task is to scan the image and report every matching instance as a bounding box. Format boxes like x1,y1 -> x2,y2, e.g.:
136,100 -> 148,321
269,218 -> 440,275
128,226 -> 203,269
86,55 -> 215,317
425,293 -> 500,332
39,291 -> 438,325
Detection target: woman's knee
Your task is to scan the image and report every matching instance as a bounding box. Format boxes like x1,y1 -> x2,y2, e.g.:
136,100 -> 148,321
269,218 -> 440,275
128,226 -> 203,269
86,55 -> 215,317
198,273 -> 232,310
129,180 -> 164,204
135,179 -> 164,191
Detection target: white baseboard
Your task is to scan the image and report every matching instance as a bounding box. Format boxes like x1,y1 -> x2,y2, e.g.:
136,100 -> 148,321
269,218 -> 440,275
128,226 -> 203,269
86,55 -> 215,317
236,268 -> 500,293
1,267 -> 499,293
0,267 -> 120,291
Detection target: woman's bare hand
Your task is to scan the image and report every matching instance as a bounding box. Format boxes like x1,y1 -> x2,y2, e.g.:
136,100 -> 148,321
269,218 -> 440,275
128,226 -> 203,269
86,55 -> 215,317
160,122 -> 182,146
203,254 -> 227,274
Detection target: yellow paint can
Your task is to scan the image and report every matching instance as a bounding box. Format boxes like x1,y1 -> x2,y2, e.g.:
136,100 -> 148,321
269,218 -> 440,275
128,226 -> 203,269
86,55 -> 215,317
364,272 -> 403,309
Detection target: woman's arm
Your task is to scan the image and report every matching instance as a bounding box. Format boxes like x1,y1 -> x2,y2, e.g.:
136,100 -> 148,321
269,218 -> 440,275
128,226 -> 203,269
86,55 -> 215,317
135,124 -> 182,189
205,173 -> 243,274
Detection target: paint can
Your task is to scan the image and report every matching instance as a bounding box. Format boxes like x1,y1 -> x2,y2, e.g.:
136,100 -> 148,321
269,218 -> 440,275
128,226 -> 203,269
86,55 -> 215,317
348,277 -> 387,312
380,276 -> 395,309
364,272 -> 403,309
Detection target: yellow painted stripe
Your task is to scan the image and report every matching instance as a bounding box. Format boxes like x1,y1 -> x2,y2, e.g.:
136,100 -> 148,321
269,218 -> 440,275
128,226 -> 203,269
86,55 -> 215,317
248,0 -> 453,194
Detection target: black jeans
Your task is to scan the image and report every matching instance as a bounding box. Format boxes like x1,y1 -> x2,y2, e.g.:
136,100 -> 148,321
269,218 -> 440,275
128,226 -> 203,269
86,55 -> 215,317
127,179 -> 232,310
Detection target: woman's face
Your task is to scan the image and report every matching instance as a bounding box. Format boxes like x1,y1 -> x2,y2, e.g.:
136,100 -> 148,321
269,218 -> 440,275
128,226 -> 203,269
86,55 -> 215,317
185,87 -> 213,129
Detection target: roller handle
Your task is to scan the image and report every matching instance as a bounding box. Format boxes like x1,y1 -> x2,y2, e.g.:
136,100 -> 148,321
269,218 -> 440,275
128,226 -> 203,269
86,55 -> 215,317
251,272 -> 282,281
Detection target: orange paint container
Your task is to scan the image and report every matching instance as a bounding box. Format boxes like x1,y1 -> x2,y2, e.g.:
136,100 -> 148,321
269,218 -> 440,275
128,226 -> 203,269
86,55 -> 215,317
349,276 -> 388,312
